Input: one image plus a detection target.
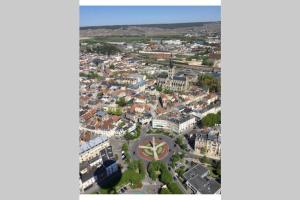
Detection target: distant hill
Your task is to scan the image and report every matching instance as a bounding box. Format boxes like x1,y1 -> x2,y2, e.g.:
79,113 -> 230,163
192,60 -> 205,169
80,21 -> 220,37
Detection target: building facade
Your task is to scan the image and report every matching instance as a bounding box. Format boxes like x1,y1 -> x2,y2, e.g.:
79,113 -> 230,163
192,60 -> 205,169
194,127 -> 221,160
80,135 -> 110,163
152,115 -> 196,133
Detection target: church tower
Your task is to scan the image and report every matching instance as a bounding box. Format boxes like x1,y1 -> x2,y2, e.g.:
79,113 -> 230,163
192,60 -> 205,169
168,54 -> 175,79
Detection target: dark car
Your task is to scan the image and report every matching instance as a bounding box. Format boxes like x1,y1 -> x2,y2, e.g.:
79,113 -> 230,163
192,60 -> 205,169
173,176 -> 177,180
120,189 -> 125,193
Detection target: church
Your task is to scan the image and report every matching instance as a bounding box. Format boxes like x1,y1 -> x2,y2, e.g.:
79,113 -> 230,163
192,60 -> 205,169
157,56 -> 189,92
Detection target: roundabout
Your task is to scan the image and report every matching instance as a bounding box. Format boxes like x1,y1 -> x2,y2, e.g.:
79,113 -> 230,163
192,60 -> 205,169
132,134 -> 176,162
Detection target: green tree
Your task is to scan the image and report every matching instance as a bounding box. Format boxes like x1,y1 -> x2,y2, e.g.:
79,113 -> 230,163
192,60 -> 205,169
156,85 -> 162,92
116,97 -> 127,107
197,74 -> 220,93
109,64 -> 115,69
107,107 -> 122,116
160,187 -> 171,194
200,155 -> 209,164
202,57 -> 214,67
161,169 -> 173,184
122,143 -> 129,151
213,160 -> 221,177
147,161 -> 161,180
167,182 -> 183,194
201,113 -> 220,127
175,167 -> 186,178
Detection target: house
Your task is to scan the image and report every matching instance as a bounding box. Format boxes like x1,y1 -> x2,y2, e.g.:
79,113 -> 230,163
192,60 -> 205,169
98,118 -> 117,137
139,112 -> 152,125
194,126 -> 221,160
80,108 -> 97,123
183,164 -> 221,194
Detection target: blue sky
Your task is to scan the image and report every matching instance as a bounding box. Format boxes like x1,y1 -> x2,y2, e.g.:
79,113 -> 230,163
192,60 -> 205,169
80,6 -> 221,27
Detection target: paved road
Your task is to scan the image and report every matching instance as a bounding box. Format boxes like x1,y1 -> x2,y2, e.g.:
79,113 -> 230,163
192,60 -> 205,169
169,167 -> 189,194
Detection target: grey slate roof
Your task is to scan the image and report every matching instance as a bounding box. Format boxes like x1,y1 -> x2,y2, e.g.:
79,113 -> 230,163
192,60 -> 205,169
173,76 -> 186,81
80,135 -> 108,154
183,164 -> 208,180
183,164 -> 221,194
189,176 -> 221,194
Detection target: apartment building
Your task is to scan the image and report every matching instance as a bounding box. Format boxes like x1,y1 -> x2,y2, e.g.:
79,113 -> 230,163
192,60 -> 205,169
80,135 -> 109,163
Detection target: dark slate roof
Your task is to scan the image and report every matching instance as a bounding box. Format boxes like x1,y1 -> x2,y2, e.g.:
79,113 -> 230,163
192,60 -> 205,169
169,58 -> 174,69
106,146 -> 114,159
103,159 -> 116,168
92,58 -> 104,65
183,164 -> 208,180
80,167 -> 97,183
96,111 -> 106,117
80,161 -> 90,171
100,149 -> 108,161
178,115 -> 194,124
183,164 -> 221,194
189,176 -> 221,194
173,76 -> 186,81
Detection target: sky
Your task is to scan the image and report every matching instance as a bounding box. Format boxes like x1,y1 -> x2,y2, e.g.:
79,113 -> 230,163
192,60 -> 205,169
80,6 -> 221,27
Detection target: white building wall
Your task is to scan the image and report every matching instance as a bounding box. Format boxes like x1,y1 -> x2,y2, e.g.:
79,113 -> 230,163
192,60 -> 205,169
152,119 -> 179,133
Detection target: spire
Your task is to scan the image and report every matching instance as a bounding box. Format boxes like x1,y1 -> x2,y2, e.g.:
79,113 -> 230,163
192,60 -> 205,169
169,53 -> 174,69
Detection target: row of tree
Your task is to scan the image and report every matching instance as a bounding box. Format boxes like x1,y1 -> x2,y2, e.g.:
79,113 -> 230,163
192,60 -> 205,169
147,161 -> 183,194
84,42 -> 121,56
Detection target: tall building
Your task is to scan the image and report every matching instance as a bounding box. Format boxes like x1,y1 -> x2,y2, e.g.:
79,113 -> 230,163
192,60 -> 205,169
194,126 -> 221,160
157,55 -> 189,92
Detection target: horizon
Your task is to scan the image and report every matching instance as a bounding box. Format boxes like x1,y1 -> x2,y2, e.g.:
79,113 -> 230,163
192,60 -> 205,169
80,6 -> 221,27
80,20 -> 221,28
